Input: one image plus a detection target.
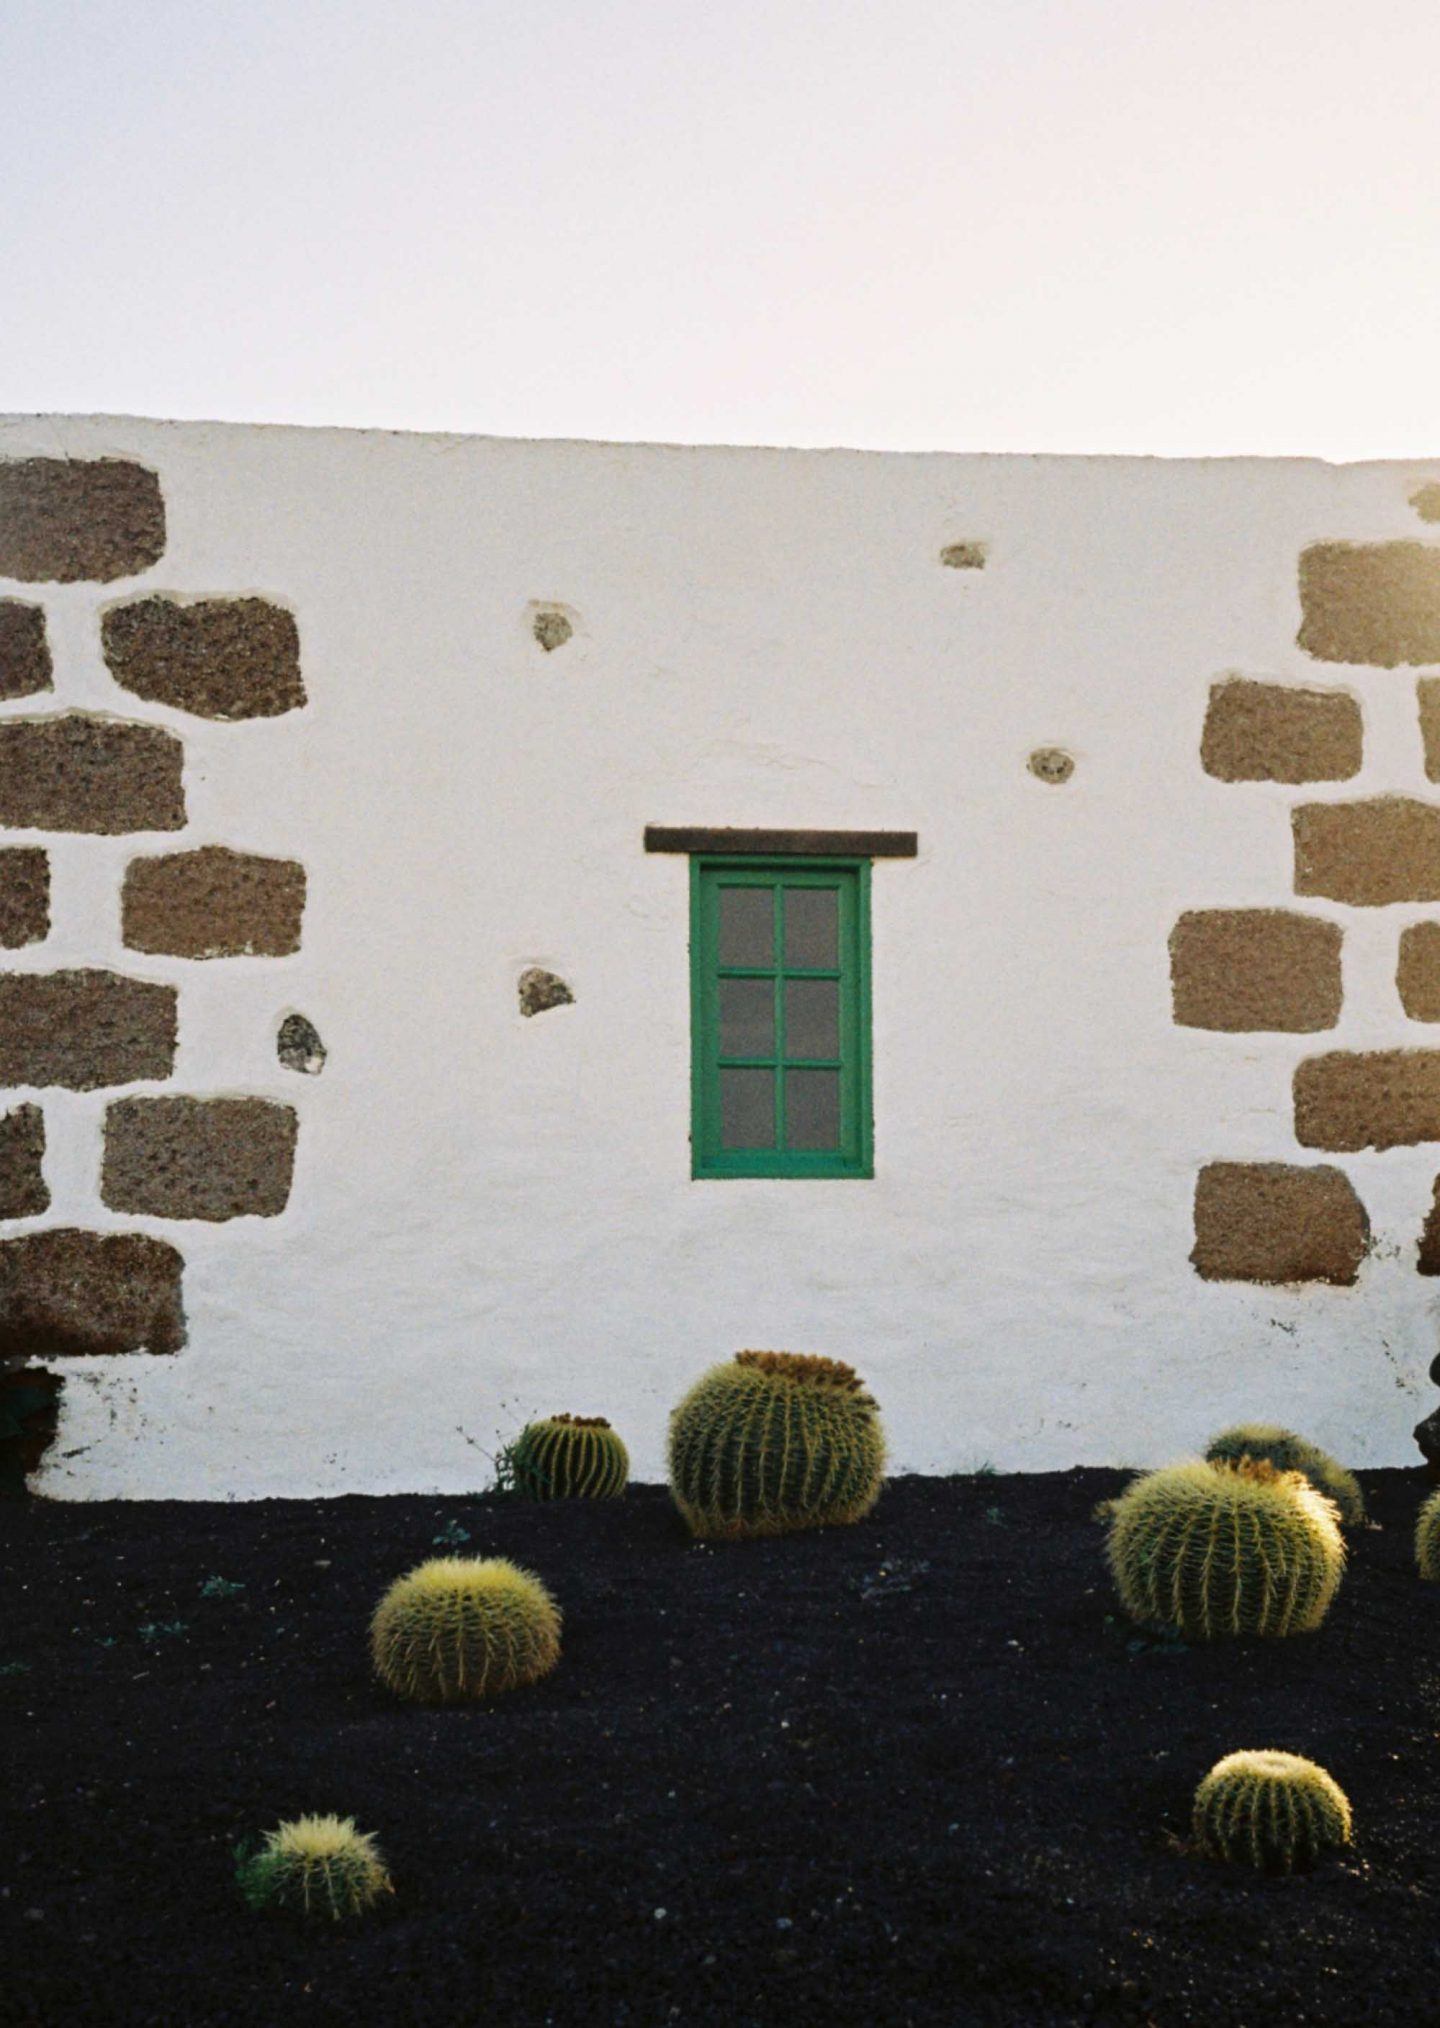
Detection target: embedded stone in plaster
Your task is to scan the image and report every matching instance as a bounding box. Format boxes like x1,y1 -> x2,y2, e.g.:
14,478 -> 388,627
0,715 -> 185,834
0,1367 -> 61,1497
1398,923 -> 1440,1021
532,607 -> 574,652
1028,747 -> 1074,784
0,1228 -> 185,1357
1295,1049 -> 1440,1152
277,1013 -> 326,1075
1418,679 -> 1440,783
1412,483 -> 1440,524
1417,1181 -> 1440,1274
101,596 -> 304,719
1200,678 -> 1361,783
1191,1162 -> 1369,1286
0,971 -> 177,1091
939,542 -> 987,569
0,602 -> 52,701
518,967 -> 574,1017
0,1106 -> 47,1218
0,458 -> 165,583
0,849 -> 48,948
1298,541 -> 1440,666
1293,797 -> 1440,906
101,1097 -> 297,1220
1169,909 -> 1341,1033
122,847 -> 306,958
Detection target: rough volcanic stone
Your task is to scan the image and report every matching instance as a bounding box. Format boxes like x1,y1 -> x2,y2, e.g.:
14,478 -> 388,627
939,542 -> 987,569
0,1228 -> 185,1356
0,715 -> 185,834
102,596 -> 304,720
532,609 -> 573,652
1191,1162 -> 1369,1286
0,972 -> 176,1091
122,847 -> 305,958
1399,923 -> 1440,1021
1413,484 -> 1440,524
1293,798 -> 1440,906
0,602 -> 52,701
0,459 -> 165,583
1201,678 -> 1361,783
101,1097 -> 297,1220
0,850 -> 48,948
1417,1180 -> 1440,1275
1419,680 -> 1440,783
518,967 -> 574,1017
1298,541 -> 1440,666
1295,1050 -> 1440,1152
0,1366 -> 61,1497
0,1106 -> 47,1218
277,1013 -> 326,1075
1169,909 -> 1341,1033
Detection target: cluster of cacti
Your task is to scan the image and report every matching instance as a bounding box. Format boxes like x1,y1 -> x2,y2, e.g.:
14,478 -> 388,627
370,1555 -> 561,1703
668,1350 -> 887,1540
1416,1488 -> 1440,1580
1192,1751 -> 1352,1872
1106,1457 -> 1344,1640
237,1814 -> 392,1920
1204,1423 -> 1365,1527
510,1414 -> 629,1500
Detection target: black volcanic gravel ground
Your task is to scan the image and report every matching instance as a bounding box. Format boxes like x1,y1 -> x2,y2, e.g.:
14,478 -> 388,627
3,1469 -> 1439,2027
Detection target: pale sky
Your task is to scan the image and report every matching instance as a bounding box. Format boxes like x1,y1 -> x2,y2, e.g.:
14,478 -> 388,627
4,0 -> 1440,457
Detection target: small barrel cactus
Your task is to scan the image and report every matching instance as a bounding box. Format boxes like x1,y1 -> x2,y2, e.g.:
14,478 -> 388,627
238,1814 -> 392,1920
370,1555 -> 560,1702
1193,1751 -> 1352,1872
1107,1458 -> 1344,1640
668,1350 -> 886,1540
510,1414 -> 629,1500
1416,1488 -> 1440,1579
1204,1422 -> 1365,1526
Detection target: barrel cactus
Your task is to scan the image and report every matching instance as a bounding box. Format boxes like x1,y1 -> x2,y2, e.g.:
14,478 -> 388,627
1204,1422 -> 1365,1526
1416,1488 -> 1440,1579
1193,1751 -> 1352,1872
370,1556 -> 561,1702
668,1350 -> 886,1540
1107,1458 -> 1344,1640
238,1814 -> 392,1920
510,1414 -> 629,1500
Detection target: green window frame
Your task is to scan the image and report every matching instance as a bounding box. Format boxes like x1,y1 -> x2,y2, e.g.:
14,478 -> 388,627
689,855 -> 873,1179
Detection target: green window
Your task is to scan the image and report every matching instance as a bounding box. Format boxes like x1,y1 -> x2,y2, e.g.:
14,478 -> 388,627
689,857 -> 873,1179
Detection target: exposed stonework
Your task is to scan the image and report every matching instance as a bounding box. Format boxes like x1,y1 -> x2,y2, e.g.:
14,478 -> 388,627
1200,678 -> 1361,783
1419,679 -> 1440,783
0,1367 -> 61,1497
0,602 -> 52,701
1028,747 -> 1074,784
940,542 -> 987,569
0,1228 -> 185,1356
0,458 -> 165,583
518,967 -> 574,1017
0,715 -> 185,834
1298,541 -> 1440,666
277,1013 -> 326,1075
122,847 -> 306,959
0,1106 -> 47,1218
101,596 -> 304,720
1191,1162 -> 1369,1286
1398,923 -> 1440,1021
101,1097 -> 298,1220
532,608 -> 573,652
1169,910 -> 1341,1033
0,849 -> 48,949
1417,1181 -> 1440,1274
1412,483 -> 1440,524
1293,797 -> 1440,906
1295,1050 -> 1440,1152
0,972 -> 177,1091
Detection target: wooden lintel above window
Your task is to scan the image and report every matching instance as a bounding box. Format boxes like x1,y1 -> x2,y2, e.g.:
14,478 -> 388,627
644,825 -> 918,859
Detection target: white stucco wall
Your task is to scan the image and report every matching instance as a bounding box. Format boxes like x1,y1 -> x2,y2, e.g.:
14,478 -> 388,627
4,412 -> 1439,1496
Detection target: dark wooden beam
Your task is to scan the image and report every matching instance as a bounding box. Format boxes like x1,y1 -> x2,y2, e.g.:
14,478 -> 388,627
643,825 -> 918,858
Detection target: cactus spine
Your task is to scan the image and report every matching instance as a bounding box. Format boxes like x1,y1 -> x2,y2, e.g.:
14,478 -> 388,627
239,1814 -> 392,1920
1416,1488 -> 1440,1579
1204,1422 -> 1365,1526
370,1556 -> 561,1702
1192,1751 -> 1352,1872
668,1350 -> 886,1540
511,1415 -> 629,1500
1107,1458 -> 1344,1640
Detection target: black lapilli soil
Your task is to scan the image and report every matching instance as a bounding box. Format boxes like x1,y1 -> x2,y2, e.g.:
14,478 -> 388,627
2,1469 -> 1437,2026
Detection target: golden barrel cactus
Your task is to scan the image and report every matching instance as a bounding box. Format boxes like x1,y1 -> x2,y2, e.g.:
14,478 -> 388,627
238,1814 -> 392,1921
1204,1422 -> 1365,1527
1193,1751 -> 1352,1872
370,1556 -> 561,1702
510,1414 -> 629,1500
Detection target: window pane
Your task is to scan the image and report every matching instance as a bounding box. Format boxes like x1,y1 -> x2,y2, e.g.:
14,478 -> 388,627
720,1067 -> 776,1149
785,1069 -> 841,1150
719,977 -> 774,1058
784,979 -> 839,1061
718,886 -> 773,967
783,886 -> 838,969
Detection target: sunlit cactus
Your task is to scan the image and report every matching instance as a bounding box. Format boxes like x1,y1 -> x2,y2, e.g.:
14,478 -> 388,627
1204,1422 -> 1365,1526
1192,1751 -> 1352,1872
1106,1458 -> 1344,1640
370,1556 -> 560,1702
510,1414 -> 629,1500
238,1814 -> 392,1921
668,1350 -> 886,1540
1416,1488 -> 1440,1579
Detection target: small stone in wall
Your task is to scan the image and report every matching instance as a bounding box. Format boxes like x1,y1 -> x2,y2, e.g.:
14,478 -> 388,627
102,596 -> 305,720
0,1105 -> 48,1219
0,850 -> 49,950
1201,678 -> 1361,784
0,971 -> 177,1091
0,1228 -> 186,1357
1417,1181 -> 1440,1274
1169,909 -> 1341,1033
1418,680 -> 1440,783
1191,1162 -> 1369,1286
101,1097 -> 298,1221
1028,747 -> 1074,784
1412,483 -> 1440,524
1298,541 -> 1440,667
0,602 -> 52,701
0,715 -> 185,834
519,967 -> 574,1018
277,1013 -> 326,1075
122,847 -> 306,958
939,542 -> 987,570
0,1367 -> 61,1498
0,458 -> 165,583
532,608 -> 574,652
1293,797 -> 1440,907
1399,923 -> 1440,1021
1295,1049 -> 1440,1152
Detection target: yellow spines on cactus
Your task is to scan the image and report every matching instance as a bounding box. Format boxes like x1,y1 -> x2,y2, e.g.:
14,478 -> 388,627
668,1350 -> 886,1540
511,1414 -> 629,1500
370,1556 -> 561,1702
1106,1458 -> 1344,1640
239,1814 -> 392,1920
1204,1422 -> 1365,1526
1416,1488 -> 1440,1579
1193,1751 -> 1352,1872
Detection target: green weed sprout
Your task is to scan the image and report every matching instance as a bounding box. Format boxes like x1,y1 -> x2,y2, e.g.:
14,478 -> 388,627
510,1415 -> 629,1500
370,1556 -> 561,1702
237,1814 -> 392,1920
1193,1751 -> 1352,1871
1204,1423 -> 1365,1526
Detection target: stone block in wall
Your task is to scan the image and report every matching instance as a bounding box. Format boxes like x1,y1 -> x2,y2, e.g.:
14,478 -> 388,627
1419,679 -> 1440,783
0,972 -> 176,1091
1191,1161 -> 1369,1285
1398,923 -> 1440,1021
0,458 -> 165,583
1293,797 -> 1440,906
0,1228 -> 185,1356
0,1106 -> 47,1218
122,847 -> 306,958
0,715 -> 185,834
1418,1182 -> 1440,1274
0,849 -> 48,948
1200,678 -> 1361,783
0,602 -> 52,701
102,597 -> 304,720
1295,1049 -> 1440,1151
1169,909 -> 1341,1032
1298,541 -> 1440,666
101,1097 -> 297,1220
